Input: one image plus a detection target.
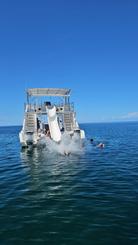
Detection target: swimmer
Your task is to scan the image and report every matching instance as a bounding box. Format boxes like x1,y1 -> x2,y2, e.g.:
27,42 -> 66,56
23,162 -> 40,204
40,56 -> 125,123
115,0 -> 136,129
97,143 -> 105,148
64,151 -> 71,156
90,138 -> 94,143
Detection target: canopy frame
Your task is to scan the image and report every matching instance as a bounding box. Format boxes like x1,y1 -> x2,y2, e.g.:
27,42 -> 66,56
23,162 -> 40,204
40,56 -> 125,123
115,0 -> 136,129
27,88 -> 71,97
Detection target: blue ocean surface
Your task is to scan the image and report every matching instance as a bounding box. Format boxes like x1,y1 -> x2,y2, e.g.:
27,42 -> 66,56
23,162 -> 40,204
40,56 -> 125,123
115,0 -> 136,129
0,123 -> 138,244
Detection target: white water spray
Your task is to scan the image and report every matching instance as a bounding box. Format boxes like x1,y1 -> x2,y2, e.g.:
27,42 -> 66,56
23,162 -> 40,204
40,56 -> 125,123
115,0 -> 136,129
42,133 -> 84,155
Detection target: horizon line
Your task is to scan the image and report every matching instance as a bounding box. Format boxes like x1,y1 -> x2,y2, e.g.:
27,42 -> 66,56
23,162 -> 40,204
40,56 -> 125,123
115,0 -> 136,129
0,120 -> 138,127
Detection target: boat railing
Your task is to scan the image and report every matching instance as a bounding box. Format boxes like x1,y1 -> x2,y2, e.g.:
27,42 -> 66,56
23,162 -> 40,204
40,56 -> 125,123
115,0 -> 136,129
25,102 -> 74,113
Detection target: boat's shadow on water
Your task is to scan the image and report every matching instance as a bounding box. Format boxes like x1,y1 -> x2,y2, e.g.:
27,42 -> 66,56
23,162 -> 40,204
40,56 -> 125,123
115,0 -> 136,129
20,143 -> 85,190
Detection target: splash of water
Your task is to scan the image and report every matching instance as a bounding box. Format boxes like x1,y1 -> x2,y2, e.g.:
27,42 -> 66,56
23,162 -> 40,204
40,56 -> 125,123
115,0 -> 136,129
40,133 -> 84,155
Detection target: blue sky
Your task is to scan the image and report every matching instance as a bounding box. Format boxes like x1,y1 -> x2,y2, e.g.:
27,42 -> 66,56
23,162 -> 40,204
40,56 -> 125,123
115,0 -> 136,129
0,0 -> 138,125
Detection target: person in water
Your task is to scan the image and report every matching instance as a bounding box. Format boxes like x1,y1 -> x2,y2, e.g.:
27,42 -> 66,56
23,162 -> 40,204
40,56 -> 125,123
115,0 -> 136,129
97,142 -> 105,148
90,138 -> 105,148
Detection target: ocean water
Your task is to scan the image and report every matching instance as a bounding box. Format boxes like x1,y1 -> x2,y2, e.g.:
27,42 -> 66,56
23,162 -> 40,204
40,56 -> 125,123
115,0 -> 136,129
0,123 -> 138,244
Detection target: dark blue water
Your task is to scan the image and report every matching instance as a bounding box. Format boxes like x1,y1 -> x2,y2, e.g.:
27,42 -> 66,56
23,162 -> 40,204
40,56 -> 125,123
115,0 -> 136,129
0,123 -> 138,244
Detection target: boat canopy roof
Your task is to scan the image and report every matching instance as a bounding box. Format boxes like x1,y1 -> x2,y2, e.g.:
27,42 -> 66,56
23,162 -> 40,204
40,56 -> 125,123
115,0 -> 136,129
27,88 -> 71,97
